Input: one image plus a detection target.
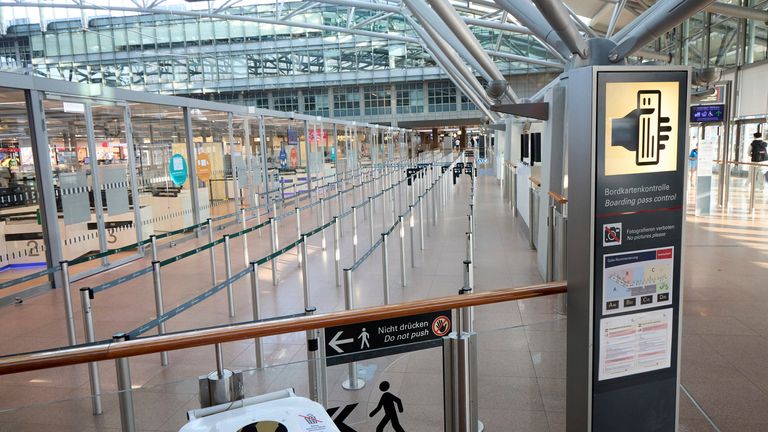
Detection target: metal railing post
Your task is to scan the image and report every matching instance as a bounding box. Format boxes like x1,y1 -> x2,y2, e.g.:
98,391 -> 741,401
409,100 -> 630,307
409,207 -> 415,268
399,216 -> 407,287
320,197 -> 327,250
300,235 -> 311,308
269,217 -> 279,286
223,235 -> 235,318
150,235 -> 158,261
249,262 -> 264,369
113,333 -> 136,432
382,188 -> 388,230
546,199 -> 555,282
255,204 -> 263,238
296,207 -> 303,267
305,307 -> 327,405
381,233 -> 390,304
151,261 -> 169,365
419,198 -> 425,250
333,216 -> 341,287
368,196 -> 374,246
352,206 -> 359,261
241,209 -> 249,265
749,166 -> 757,212
207,219 -> 217,285
78,288 -> 103,415
528,186 -> 535,249
342,269 -> 365,390
59,261 -> 77,346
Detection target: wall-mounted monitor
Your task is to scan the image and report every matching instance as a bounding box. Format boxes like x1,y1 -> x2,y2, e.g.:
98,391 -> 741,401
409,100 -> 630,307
690,104 -> 725,123
531,132 -> 542,163
521,133 -> 530,161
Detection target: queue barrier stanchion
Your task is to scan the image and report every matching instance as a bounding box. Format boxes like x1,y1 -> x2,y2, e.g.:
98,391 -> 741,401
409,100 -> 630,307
381,232 -> 390,304
409,206 -> 416,268
368,197 -> 374,246
320,197 -> 327,250
59,261 -> 77,346
150,235 -> 158,261
300,235 -> 311,309
78,287 -> 103,415
352,206 -> 359,261
241,209 -> 250,266
207,219 -> 217,285
341,268 -> 365,391
398,216 -> 407,287
151,261 -> 169,365
223,235 -> 235,318
269,217 -> 279,286
249,262 -> 264,369
113,333 -> 136,432
333,216 -> 341,288
296,207 -> 303,267
419,198 -> 425,250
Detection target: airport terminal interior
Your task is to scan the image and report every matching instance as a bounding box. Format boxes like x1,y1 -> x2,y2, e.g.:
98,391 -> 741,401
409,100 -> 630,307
0,0 -> 766,431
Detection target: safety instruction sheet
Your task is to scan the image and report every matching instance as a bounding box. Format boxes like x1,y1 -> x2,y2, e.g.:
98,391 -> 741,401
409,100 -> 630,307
598,308 -> 674,381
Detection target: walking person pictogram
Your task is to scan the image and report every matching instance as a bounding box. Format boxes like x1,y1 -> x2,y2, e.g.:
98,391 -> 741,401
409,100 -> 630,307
358,328 -> 370,349
369,381 -> 405,432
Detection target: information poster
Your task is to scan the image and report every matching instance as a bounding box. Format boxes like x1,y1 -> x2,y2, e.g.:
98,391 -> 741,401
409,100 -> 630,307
593,70 -> 687,385
602,246 -> 673,315
598,308 -> 674,381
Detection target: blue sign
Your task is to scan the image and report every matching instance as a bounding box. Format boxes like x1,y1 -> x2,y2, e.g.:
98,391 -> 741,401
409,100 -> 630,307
169,154 -> 188,186
330,145 -> 336,161
690,104 -> 725,123
287,129 -> 299,146
279,146 -> 287,169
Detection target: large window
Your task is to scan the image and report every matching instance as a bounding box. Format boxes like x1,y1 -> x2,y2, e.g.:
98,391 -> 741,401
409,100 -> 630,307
304,88 -> 330,116
333,87 -> 360,117
396,83 -> 424,114
273,90 -> 299,112
461,93 -> 476,111
428,81 -> 456,113
364,85 -> 391,116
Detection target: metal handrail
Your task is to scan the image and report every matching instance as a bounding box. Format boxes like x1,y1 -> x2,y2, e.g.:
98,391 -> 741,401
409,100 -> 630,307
0,281 -> 566,375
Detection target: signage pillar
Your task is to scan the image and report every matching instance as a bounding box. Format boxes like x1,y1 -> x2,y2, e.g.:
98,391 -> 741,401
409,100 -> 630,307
566,66 -> 689,432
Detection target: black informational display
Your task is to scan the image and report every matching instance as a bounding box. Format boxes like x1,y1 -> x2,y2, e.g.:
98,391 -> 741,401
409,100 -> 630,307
591,70 -> 687,431
521,134 -> 530,161
531,132 -> 542,163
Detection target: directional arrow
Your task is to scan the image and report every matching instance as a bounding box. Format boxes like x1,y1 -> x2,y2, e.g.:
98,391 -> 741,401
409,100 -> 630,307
329,331 -> 354,354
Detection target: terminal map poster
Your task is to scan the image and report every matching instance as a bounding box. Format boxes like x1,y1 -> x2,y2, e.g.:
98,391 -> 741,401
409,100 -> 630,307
592,68 -> 687,424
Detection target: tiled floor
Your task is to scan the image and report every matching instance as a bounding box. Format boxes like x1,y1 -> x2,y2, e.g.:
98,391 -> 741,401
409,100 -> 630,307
0,159 -> 758,431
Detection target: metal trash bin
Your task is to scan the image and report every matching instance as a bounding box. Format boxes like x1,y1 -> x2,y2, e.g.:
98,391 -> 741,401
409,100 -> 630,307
180,389 -> 339,432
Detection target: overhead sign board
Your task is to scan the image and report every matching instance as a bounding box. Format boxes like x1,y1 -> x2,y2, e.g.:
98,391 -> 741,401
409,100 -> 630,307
690,104 -> 725,123
323,311 -> 451,366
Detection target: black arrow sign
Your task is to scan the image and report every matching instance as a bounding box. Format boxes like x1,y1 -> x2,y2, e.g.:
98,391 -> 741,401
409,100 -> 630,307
327,403 -> 358,432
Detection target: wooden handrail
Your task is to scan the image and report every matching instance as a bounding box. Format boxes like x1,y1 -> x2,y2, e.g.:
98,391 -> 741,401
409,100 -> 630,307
548,191 -> 568,205
529,176 -> 541,188
0,282 -> 566,375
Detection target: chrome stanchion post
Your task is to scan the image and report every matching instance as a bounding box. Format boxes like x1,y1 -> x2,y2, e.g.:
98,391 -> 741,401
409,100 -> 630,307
749,166 -> 757,212
432,174 -> 437,227
113,333 -> 136,432
368,197 -> 374,246
352,206 -> 359,261
342,269 -> 365,390
79,288 -> 103,415
546,198 -> 555,282
320,197 -> 327,250
255,204 -> 263,238
59,261 -> 77,345
207,218 -> 217,285
151,261 -> 169,365
269,217 -> 279,286
249,262 -> 264,369
418,198 -> 425,250
409,207 -> 415,268
398,216 -> 407,287
295,207 -> 303,267
305,307 -> 327,405
381,233 -> 390,304
150,235 -> 158,261
300,235 -> 311,308
391,185 -> 397,226
466,232 -> 474,269
241,209 -> 249,265
333,216 -> 341,287
381,188 -> 387,230
223,235 -> 235,318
